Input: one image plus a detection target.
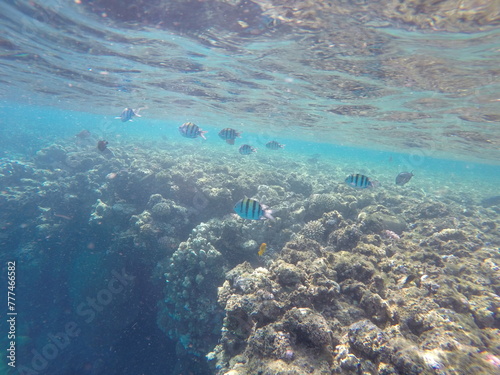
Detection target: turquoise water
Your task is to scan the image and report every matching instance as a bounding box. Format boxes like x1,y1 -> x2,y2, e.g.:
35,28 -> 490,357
1,2 -> 499,163
2,102 -> 499,193
1,1 -> 500,375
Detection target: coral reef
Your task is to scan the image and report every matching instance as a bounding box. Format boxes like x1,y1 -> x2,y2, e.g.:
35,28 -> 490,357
299,219 -> 325,242
307,193 -> 340,219
209,229 -> 500,375
2,138 -> 499,375
158,227 -> 225,356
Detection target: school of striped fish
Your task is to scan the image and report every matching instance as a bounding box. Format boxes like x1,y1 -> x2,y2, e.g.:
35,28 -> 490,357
115,111 -> 415,226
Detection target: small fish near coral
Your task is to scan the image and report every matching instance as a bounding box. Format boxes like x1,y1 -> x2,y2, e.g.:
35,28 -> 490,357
258,243 -> 267,256
218,128 -> 241,145
97,140 -> 108,151
239,144 -> 256,155
265,141 -> 285,150
179,122 -> 207,140
97,140 -> 114,158
115,107 -> 144,122
396,171 -> 414,186
234,198 -> 274,220
345,174 -> 378,188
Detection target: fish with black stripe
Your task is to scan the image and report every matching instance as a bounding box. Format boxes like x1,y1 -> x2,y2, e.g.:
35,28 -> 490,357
116,107 -> 144,122
218,128 -> 241,145
179,122 -> 208,140
345,174 -> 378,189
234,198 -> 274,220
239,144 -> 256,155
265,141 -> 285,150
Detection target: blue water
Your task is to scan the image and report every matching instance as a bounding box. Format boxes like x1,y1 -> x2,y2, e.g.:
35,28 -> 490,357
1,1 -> 500,374
2,102 -> 499,191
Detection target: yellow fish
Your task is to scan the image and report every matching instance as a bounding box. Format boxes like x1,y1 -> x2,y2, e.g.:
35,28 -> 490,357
258,243 -> 267,256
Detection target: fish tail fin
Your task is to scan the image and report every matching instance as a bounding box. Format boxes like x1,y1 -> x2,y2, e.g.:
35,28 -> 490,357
200,131 -> 208,140
264,210 -> 275,221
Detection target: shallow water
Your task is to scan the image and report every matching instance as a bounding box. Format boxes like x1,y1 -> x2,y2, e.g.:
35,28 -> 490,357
2,0 -> 500,162
1,1 -> 500,375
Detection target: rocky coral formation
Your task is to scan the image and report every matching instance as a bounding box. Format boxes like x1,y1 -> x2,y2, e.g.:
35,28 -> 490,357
2,137 -> 499,375
127,194 -> 191,260
299,219 -> 326,242
209,228 -> 500,375
307,193 -> 341,220
156,209 -> 295,358
190,178 -> 500,374
158,226 -> 225,356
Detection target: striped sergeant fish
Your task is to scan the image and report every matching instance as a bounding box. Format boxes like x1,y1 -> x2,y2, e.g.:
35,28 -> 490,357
239,144 -> 256,155
345,174 -> 377,189
116,107 -> 143,122
218,128 -> 241,145
234,198 -> 274,220
179,122 -> 207,140
265,141 -> 285,150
